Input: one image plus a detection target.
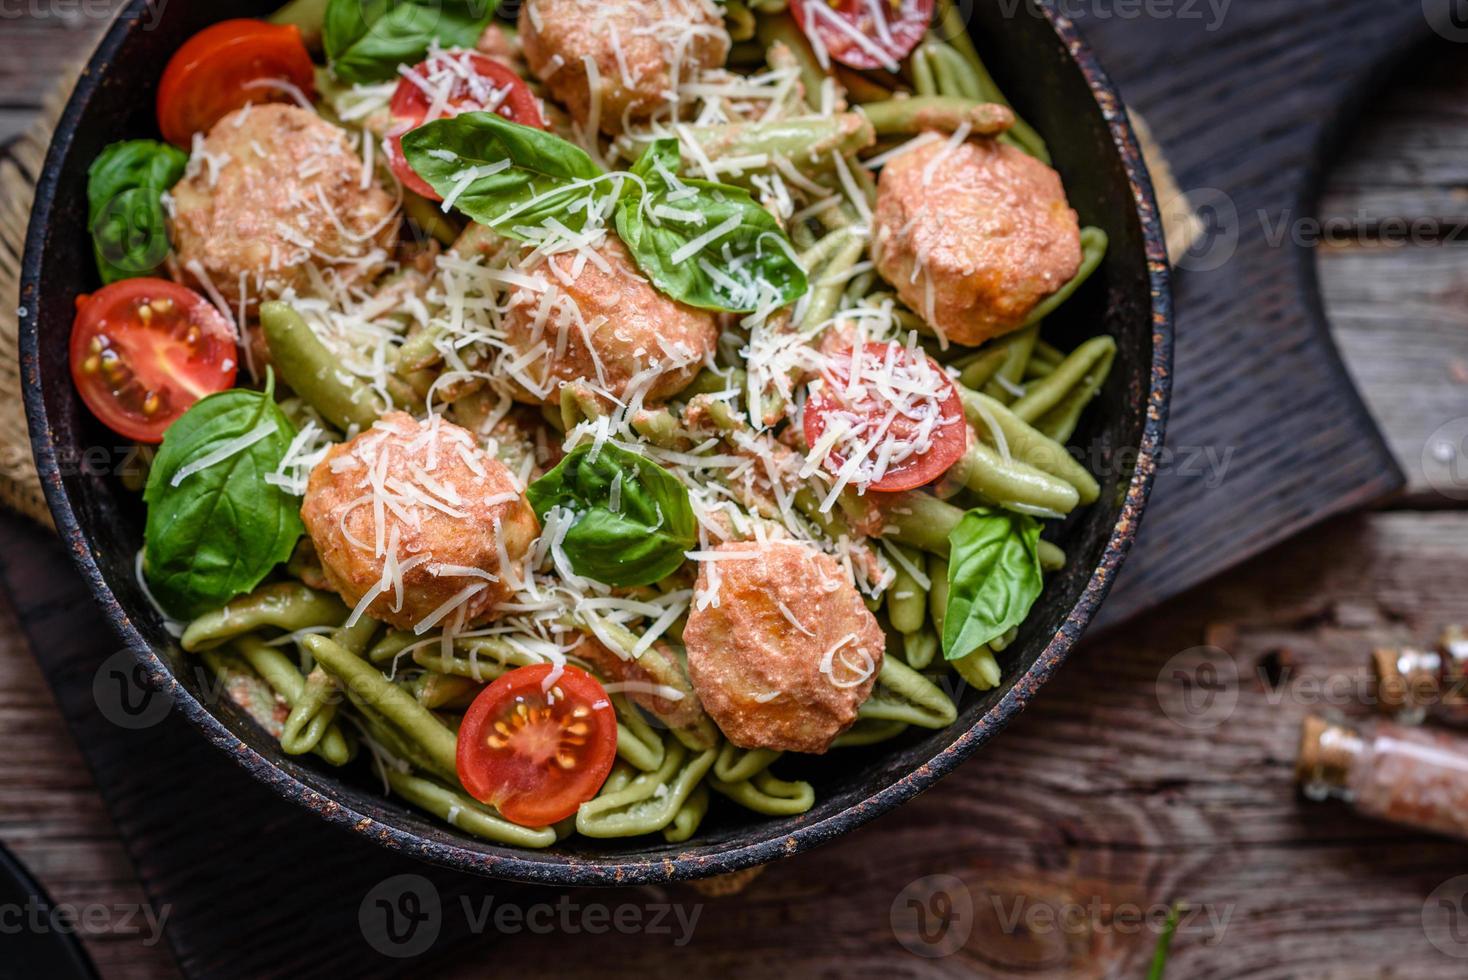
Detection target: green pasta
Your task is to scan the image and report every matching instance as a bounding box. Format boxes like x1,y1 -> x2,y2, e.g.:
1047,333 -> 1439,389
950,441 -> 1081,516
306,635 -> 460,779
831,717 -> 909,748
714,742 -> 781,783
198,648 -> 288,738
1036,342 -> 1118,444
576,741 -> 717,838
280,667 -> 348,760
924,39 -> 982,100
662,784 -> 711,843
902,625 -> 939,671
981,323 -> 1039,404
860,657 -> 959,729
613,693 -> 668,772
384,769 -> 557,847
886,543 -> 930,634
232,634 -> 354,765
959,387 -> 1101,504
708,769 -> 815,816
1038,539 -> 1066,572
259,301 -> 384,432
859,96 -> 1014,137
953,646 -> 1002,691
181,582 -> 347,652
1010,336 -> 1119,425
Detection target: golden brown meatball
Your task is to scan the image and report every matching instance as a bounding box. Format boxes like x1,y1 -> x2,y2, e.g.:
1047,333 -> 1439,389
519,0 -> 730,135
171,104 -> 398,313
300,412 -> 539,631
499,235 -> 718,406
873,137 -> 1082,346
684,540 -> 885,753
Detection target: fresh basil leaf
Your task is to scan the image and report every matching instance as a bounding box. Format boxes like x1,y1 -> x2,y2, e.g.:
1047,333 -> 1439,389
143,377 -> 305,619
526,442 -> 697,587
942,508 -> 1043,661
400,111 -> 610,239
86,140 -> 187,284
614,138 -> 808,313
324,0 -> 497,84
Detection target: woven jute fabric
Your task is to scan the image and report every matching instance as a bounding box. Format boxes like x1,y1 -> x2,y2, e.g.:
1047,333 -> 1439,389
0,89 -> 63,528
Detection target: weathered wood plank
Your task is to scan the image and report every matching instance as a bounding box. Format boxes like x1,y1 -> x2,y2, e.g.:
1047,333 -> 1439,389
1318,241 -> 1468,501
1315,43 -> 1468,501
1319,49 -> 1468,225
0,587 -> 180,980
0,11 -> 125,110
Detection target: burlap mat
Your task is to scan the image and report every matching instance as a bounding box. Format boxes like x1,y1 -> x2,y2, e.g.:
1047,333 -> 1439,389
0,89 -> 61,528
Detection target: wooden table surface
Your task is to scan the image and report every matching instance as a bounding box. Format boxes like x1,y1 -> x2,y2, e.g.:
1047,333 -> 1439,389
4,6 -> 1468,979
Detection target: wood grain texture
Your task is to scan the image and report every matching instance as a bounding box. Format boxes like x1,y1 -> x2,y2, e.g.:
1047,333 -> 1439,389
2,2 -> 1468,979
1317,48 -> 1468,500
1074,0 -> 1417,625
0,585 -> 179,980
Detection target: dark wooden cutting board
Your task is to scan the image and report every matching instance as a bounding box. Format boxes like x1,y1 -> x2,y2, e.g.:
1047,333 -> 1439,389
1,0 -> 1435,975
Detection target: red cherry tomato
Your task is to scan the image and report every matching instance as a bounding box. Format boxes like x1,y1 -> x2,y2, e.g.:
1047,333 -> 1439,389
803,341 -> 968,493
69,279 -> 240,444
156,19 -> 316,147
790,0 -> 935,71
387,51 -> 546,200
456,663 -> 617,827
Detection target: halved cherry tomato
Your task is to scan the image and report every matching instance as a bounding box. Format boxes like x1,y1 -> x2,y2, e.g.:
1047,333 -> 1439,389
790,0 -> 935,71
456,663 -> 617,827
70,279 -> 239,444
803,341 -> 967,493
156,19 -> 316,147
387,51 -> 546,200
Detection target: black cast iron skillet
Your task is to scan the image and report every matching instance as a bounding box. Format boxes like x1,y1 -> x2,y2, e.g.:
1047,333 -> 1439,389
20,0 -> 1172,885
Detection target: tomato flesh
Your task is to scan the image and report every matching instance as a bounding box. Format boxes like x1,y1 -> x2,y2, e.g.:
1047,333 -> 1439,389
790,0 -> 935,71
803,341 -> 968,493
388,51 -> 546,200
70,279 -> 239,444
456,664 -> 617,827
156,19 -> 316,147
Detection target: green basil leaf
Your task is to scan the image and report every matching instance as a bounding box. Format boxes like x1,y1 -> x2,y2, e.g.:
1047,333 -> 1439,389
324,0 -> 497,84
526,442 -> 697,587
86,140 -> 187,284
614,138 -> 808,313
143,376 -> 305,619
400,111 -> 610,239
942,508 -> 1044,661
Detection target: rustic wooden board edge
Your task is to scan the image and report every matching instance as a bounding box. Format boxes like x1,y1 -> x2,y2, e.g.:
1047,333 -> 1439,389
1075,1 -> 1423,627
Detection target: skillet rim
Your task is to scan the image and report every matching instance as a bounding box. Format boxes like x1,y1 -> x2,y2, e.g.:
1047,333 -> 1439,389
18,0 -> 1173,885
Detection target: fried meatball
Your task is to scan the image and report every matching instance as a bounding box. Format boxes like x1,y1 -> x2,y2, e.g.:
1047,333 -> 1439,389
684,540 -> 885,753
519,0 -> 730,135
500,235 -> 717,406
171,104 -> 399,312
873,137 -> 1082,346
300,412 -> 539,631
